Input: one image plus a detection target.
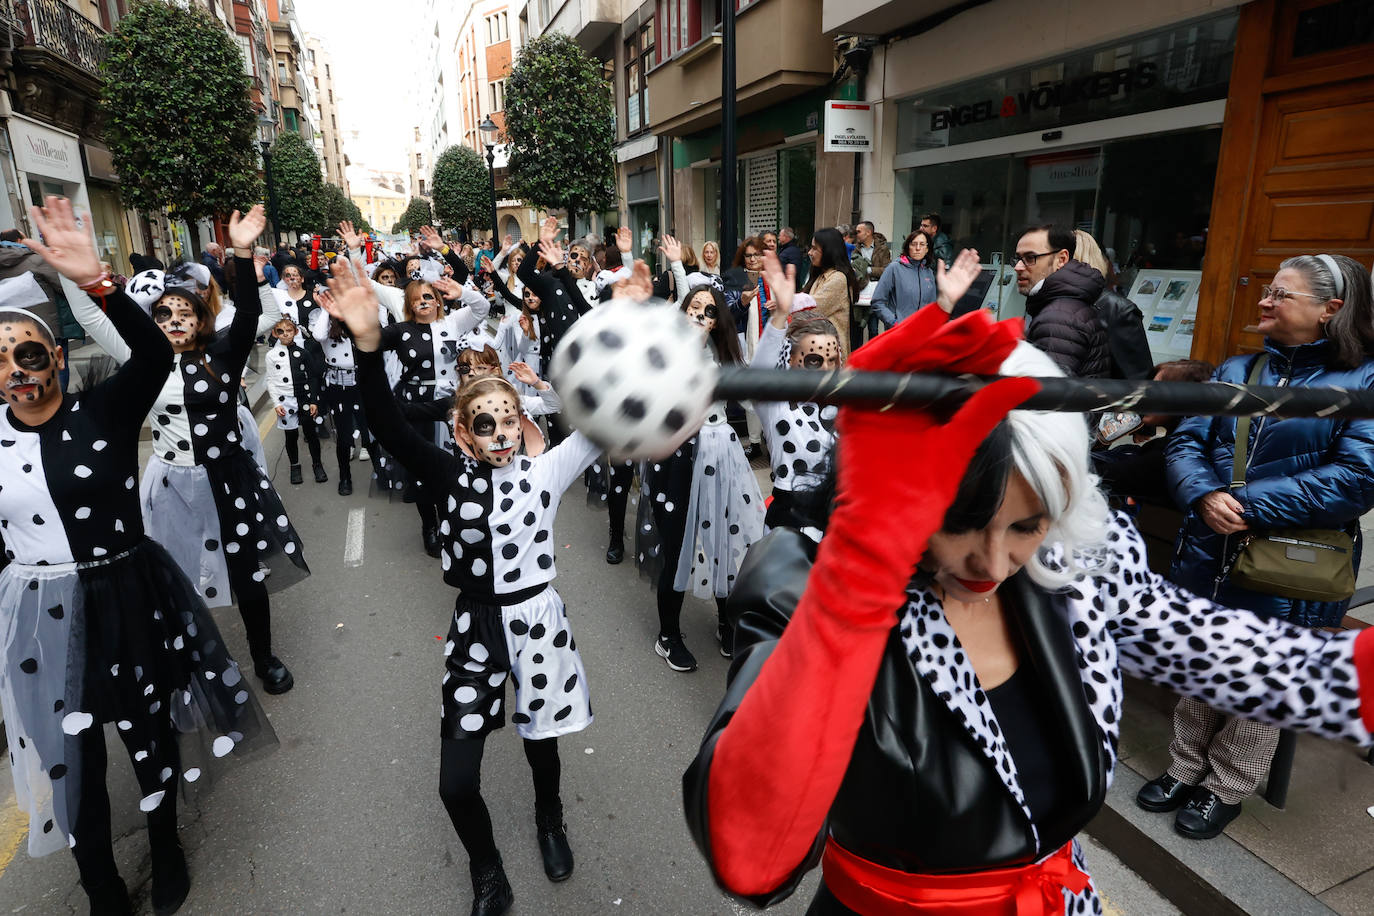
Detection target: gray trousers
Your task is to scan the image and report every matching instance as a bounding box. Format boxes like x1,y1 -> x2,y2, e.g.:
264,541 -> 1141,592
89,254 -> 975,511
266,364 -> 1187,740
1166,696 -> 1281,805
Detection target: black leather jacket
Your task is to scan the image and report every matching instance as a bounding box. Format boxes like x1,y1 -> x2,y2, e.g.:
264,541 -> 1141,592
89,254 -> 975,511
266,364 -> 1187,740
683,529 -> 1108,909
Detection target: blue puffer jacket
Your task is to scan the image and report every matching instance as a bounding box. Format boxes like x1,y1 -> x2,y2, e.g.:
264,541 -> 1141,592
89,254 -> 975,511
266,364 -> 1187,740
1166,338 -> 1374,626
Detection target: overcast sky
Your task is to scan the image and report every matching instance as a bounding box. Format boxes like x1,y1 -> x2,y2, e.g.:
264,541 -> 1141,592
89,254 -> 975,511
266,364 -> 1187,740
295,0 -> 425,175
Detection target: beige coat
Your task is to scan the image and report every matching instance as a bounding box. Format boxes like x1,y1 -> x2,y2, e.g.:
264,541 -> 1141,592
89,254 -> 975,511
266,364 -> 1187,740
807,269 -> 852,356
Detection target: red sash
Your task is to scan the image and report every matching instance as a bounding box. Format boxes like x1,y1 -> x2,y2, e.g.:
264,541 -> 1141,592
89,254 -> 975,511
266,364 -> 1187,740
822,837 -> 1090,915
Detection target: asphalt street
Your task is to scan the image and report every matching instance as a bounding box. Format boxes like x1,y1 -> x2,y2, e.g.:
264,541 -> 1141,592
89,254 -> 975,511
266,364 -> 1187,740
0,419 -> 1177,915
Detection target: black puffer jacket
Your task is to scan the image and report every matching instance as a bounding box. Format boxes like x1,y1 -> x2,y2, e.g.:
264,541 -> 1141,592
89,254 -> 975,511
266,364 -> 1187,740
1024,261 -> 1110,378
1095,287 -> 1153,380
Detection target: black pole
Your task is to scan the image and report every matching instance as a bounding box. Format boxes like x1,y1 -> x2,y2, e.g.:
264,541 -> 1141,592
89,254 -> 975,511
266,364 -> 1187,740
719,0 -> 737,261
485,143 -> 498,249
260,141 -> 281,249
711,366 -> 1374,419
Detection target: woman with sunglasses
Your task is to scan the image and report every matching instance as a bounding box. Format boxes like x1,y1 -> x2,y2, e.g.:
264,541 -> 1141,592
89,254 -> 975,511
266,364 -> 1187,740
637,284 -> 765,673
0,198 -> 273,916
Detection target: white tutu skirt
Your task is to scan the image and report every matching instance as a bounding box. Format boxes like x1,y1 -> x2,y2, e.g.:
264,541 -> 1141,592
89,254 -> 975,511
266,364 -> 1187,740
0,541 -> 275,857
140,451 -> 309,607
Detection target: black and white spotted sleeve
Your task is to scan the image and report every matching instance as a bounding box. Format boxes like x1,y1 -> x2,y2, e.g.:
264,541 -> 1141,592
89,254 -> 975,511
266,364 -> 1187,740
1101,513 -> 1372,745
223,255 -> 265,379
82,286 -> 174,424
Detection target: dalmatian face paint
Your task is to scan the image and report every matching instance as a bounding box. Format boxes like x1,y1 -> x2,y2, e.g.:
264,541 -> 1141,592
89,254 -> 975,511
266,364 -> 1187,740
523,286 -> 541,312
152,294 -> 203,351
376,267 -> 398,287
685,291 -> 718,339
0,321 -> 60,406
460,391 -> 524,466
790,333 -> 842,371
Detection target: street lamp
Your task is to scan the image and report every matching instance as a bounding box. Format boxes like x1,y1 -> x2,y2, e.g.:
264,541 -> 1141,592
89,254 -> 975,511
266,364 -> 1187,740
479,116 -> 499,250
257,114 -> 282,250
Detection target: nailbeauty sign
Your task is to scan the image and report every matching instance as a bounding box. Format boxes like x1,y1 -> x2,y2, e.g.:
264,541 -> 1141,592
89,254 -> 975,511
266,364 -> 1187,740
10,117 -> 83,184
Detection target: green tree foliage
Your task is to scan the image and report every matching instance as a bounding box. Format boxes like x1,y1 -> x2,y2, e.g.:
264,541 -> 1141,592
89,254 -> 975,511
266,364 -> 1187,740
392,198 -> 433,236
504,33 -> 615,226
319,183 -> 371,235
268,131 -> 325,236
101,1 -> 262,222
431,145 -> 492,234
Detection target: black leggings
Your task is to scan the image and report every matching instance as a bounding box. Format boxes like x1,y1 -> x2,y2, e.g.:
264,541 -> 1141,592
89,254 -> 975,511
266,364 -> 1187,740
284,423 -> 321,466
329,384 -> 373,479
607,462 -> 633,540
71,718 -> 180,887
439,735 -> 561,866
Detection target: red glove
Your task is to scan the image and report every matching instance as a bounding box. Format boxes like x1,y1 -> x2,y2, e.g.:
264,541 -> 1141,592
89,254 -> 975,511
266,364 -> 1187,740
707,304 -> 1039,895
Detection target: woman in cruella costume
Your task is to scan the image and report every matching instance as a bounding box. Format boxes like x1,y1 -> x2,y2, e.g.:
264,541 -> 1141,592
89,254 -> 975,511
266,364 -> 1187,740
683,250 -> 1374,915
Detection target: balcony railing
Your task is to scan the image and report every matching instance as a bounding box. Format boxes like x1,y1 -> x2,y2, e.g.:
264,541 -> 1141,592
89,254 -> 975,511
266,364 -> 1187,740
17,0 -> 107,76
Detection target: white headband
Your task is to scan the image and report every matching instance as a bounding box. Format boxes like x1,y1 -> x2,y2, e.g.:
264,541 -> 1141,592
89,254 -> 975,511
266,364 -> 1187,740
0,306 -> 55,341
1316,254 -> 1345,299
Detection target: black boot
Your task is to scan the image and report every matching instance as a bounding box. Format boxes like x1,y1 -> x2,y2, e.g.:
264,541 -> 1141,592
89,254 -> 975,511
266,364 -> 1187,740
288,464 -> 303,485
535,802 -> 574,882
423,525 -> 443,559
150,841 -> 190,916
605,531 -> 624,565
469,855 -> 514,916
81,875 -> 133,916
253,655 -> 295,694
337,476 -> 353,496
313,462 -> 329,483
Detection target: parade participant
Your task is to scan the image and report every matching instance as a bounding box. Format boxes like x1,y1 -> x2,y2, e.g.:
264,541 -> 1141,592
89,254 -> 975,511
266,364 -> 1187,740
681,252 -> 1374,915
322,256 -> 603,916
267,316 -> 326,485
309,299 -> 389,495
751,252 -> 841,538
636,283 -> 765,671
138,206 -> 310,695
0,197 -> 271,915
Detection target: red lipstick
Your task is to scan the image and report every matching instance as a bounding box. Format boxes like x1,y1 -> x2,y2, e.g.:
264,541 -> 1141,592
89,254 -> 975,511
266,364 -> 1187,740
955,577 -> 998,593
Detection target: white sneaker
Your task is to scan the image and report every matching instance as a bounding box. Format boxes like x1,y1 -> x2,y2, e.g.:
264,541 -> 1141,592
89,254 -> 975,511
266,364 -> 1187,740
358,447 -> 370,462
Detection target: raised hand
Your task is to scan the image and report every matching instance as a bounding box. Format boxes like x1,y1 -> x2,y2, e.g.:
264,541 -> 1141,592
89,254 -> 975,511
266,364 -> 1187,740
503,233 -> 515,251
616,225 -> 632,253
419,225 -> 444,252
321,261 -> 383,352
24,196 -> 103,286
936,249 -> 982,314
659,233 -> 682,263
431,276 -> 462,301
480,254 -> 495,272
227,205 -> 267,252
518,314 -> 534,339
254,252 -> 268,283
611,260 -> 654,303
760,251 -> 796,326
539,216 -> 560,245
338,220 -> 362,251
509,361 -> 539,386
538,238 -> 564,269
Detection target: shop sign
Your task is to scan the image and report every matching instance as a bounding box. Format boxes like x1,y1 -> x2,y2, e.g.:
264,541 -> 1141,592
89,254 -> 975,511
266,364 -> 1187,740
824,101 -> 874,153
83,142 -> 119,183
897,9 -> 1237,155
10,116 -> 83,184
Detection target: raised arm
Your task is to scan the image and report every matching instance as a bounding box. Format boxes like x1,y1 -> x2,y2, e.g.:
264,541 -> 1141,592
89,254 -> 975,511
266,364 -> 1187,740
341,220 -> 406,320
221,207 -> 270,377
60,274 -> 131,364
421,225 -> 471,285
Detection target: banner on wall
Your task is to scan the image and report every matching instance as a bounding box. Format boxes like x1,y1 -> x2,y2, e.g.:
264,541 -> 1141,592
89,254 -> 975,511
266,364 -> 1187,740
823,101 -> 874,153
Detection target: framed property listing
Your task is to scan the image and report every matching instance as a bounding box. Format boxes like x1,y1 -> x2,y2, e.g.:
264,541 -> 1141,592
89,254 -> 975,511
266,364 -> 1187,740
1129,269 -> 1200,363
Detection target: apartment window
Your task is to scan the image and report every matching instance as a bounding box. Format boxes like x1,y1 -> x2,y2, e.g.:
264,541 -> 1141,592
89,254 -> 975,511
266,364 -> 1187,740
277,60 -> 288,83
235,35 -> 253,77
624,20 -> 653,134
658,0 -> 742,61
489,79 -> 506,112
487,11 -> 508,44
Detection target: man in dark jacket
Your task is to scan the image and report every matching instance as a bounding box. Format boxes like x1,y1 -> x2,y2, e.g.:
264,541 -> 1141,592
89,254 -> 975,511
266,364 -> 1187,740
777,226 -> 808,287
1013,224 -> 1110,377
200,241 -> 226,289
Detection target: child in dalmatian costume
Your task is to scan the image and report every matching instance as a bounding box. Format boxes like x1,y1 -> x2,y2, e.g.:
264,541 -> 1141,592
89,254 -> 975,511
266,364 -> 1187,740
750,253 -> 841,538
682,267 -> 1374,916
324,257 -> 602,916
137,213 -> 310,697
266,317 -> 326,486
309,299 -> 390,495
635,283 -> 766,672
0,199 -> 272,916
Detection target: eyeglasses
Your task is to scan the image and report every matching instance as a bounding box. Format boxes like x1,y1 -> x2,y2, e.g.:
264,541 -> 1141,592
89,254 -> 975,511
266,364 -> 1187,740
744,251 -> 762,260
1261,286 -> 1325,303
1011,249 -> 1063,267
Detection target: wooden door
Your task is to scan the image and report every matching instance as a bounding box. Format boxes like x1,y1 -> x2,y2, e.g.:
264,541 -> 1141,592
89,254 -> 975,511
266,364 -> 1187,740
1194,0 -> 1374,365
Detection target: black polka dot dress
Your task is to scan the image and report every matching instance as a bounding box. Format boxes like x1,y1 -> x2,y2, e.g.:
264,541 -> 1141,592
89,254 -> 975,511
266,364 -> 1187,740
0,289 -> 272,858
636,399 -> 766,599
266,339 -> 320,432
140,259 -> 310,607
308,304 -> 381,449
356,349 -> 602,740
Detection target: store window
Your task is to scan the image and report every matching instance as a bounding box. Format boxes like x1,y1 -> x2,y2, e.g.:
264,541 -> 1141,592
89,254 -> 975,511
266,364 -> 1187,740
895,126 -> 1221,328
701,145 -> 815,257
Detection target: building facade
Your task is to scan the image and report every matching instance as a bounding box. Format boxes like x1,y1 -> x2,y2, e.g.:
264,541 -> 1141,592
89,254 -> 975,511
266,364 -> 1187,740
307,36 -> 349,193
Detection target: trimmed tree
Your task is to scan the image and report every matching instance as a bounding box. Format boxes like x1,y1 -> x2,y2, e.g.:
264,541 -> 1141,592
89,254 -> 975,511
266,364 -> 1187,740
431,145 -> 492,237
268,131 -> 325,236
101,0 -> 261,226
393,197 -> 433,236
504,33 -> 616,232
319,183 -> 371,235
